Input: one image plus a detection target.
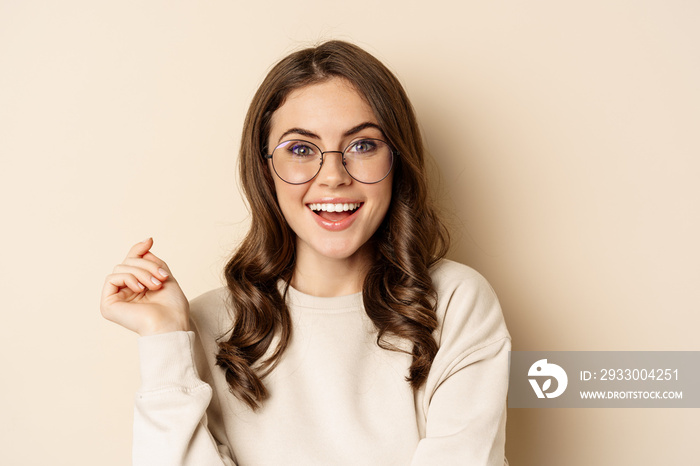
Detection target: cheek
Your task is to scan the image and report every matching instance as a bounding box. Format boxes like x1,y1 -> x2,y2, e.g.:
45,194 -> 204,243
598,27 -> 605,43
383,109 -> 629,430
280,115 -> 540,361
377,178 -> 393,215
273,182 -> 306,219
368,183 -> 393,229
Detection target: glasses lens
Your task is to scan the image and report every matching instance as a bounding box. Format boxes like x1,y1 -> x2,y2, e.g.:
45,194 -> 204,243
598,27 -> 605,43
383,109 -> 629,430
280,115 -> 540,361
271,140 -> 322,184
343,139 -> 393,183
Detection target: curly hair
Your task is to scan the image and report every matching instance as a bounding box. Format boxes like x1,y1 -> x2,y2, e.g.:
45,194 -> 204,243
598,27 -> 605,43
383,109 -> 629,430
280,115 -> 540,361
217,40 -> 450,409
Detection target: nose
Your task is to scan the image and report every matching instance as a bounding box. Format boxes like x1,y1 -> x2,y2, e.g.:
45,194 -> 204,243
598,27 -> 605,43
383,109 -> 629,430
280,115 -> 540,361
317,151 -> 351,187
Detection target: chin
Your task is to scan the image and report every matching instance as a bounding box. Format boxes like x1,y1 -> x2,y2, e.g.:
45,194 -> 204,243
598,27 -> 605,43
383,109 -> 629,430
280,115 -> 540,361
311,238 -> 365,260
316,245 -> 360,260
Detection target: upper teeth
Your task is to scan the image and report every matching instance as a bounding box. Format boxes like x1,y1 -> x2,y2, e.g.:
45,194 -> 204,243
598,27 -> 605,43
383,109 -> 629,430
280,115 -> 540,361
308,203 -> 361,212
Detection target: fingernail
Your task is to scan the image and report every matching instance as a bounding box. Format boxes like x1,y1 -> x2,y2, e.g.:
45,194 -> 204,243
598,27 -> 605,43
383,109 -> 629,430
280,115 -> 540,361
150,276 -> 162,286
137,282 -> 145,290
141,237 -> 151,243
158,268 -> 169,277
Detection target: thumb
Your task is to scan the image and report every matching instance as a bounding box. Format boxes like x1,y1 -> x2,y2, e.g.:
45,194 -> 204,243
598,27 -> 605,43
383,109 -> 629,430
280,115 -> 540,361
125,237 -> 155,261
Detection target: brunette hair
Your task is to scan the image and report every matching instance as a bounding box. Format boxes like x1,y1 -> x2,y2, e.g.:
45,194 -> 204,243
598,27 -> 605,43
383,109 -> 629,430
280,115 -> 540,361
217,40 -> 449,409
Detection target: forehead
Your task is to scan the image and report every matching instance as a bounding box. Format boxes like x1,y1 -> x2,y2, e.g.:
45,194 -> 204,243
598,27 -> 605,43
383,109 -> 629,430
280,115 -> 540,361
269,78 -> 379,139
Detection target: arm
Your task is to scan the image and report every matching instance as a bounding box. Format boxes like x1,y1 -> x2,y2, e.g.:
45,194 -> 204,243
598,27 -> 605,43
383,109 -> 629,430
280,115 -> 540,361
411,267 -> 511,466
133,331 -> 236,466
410,337 -> 510,466
100,238 -> 236,465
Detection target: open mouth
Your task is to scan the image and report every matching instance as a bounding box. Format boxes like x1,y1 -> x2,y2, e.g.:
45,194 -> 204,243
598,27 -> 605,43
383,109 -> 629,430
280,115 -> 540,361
307,202 -> 363,222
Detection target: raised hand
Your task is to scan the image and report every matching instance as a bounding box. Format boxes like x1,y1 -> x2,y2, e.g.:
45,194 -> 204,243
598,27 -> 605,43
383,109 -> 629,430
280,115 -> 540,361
100,238 -> 190,336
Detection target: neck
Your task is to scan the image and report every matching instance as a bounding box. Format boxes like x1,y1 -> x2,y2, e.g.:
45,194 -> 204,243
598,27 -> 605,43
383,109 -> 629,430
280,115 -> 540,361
291,243 -> 374,297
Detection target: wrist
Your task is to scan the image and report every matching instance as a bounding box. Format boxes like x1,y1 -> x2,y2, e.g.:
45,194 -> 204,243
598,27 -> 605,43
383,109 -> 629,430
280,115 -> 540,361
138,314 -> 190,337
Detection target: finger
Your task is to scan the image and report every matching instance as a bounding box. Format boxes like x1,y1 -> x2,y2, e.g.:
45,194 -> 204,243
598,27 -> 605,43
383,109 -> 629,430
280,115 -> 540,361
121,257 -> 170,280
141,251 -> 171,275
101,273 -> 146,302
112,264 -> 165,289
124,237 -> 154,261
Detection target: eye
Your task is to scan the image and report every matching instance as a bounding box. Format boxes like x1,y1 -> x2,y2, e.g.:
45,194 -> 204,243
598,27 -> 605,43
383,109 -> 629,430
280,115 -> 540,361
348,139 -> 378,154
287,142 -> 316,157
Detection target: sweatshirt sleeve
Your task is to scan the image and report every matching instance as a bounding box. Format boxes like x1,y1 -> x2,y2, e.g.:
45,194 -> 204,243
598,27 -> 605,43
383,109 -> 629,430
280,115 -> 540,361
133,331 -> 237,466
410,268 -> 511,466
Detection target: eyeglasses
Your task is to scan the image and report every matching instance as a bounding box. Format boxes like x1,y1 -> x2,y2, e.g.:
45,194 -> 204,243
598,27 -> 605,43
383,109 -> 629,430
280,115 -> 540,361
265,138 -> 396,185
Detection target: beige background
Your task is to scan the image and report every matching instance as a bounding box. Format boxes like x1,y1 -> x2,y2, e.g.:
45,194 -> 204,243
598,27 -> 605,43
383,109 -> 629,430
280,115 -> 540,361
1,1 -> 698,465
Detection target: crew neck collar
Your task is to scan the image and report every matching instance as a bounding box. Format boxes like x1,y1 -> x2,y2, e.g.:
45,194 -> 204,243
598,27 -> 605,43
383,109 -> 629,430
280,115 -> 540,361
278,281 -> 364,312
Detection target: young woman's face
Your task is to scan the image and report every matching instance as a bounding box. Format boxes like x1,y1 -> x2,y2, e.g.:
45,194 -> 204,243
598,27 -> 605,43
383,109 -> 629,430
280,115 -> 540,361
267,77 -> 393,264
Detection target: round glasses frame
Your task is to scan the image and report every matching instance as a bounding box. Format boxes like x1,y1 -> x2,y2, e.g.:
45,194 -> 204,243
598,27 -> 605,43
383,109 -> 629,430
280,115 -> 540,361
264,138 -> 398,185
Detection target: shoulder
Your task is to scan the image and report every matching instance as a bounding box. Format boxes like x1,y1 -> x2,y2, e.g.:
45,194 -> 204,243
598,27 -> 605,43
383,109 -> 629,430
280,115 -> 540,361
429,259 -> 510,350
430,258 -> 492,292
430,259 -> 499,311
188,286 -> 232,340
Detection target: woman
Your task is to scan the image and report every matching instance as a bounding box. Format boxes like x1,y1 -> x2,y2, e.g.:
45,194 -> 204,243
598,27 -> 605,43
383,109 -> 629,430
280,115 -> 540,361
101,40 -> 510,465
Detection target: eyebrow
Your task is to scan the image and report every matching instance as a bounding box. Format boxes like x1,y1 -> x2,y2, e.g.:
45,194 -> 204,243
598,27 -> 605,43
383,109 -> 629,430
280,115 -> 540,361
277,122 -> 384,144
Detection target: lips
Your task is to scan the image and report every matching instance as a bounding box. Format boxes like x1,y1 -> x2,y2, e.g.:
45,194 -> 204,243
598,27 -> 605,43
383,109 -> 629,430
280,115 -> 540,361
306,200 -> 364,231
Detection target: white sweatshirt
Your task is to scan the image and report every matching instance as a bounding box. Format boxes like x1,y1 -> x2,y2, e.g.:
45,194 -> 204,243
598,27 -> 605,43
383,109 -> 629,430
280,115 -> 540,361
133,259 -> 511,465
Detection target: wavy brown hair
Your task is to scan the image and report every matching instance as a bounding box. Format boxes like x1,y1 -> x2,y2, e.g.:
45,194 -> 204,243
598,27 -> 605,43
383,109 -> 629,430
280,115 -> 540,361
217,40 -> 450,409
